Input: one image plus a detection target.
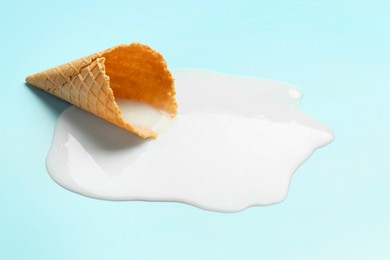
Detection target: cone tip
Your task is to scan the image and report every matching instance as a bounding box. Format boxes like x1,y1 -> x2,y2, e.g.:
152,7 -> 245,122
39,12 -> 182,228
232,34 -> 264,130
25,73 -> 34,84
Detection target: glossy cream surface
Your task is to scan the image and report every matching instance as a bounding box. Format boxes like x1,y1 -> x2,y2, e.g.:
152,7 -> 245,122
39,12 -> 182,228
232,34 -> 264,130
46,70 -> 334,212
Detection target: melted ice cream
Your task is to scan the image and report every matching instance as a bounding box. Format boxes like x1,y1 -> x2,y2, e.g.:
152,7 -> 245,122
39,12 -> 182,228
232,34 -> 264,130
46,69 -> 334,212
115,98 -> 173,133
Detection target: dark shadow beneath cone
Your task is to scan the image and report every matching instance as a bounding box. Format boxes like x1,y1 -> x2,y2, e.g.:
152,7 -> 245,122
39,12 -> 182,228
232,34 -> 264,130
25,83 -> 71,118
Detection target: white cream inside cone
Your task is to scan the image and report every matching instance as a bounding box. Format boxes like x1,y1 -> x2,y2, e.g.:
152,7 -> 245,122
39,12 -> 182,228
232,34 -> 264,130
115,98 -> 173,133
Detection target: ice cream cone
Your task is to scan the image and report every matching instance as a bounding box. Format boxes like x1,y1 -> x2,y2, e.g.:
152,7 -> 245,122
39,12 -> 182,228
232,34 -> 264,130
26,43 -> 177,138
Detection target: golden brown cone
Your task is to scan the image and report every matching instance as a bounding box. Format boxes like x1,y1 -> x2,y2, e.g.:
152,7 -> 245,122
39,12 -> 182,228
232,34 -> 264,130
26,43 -> 177,138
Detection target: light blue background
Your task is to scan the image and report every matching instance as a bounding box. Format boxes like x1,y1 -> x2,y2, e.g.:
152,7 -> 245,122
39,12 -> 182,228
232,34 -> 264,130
1,1 -> 389,259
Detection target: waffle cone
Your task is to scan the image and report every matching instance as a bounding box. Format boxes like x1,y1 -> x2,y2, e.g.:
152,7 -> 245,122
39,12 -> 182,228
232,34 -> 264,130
26,43 -> 177,138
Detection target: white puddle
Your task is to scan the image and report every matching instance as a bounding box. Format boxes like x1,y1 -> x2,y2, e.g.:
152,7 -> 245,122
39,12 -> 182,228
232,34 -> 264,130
46,69 -> 334,212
